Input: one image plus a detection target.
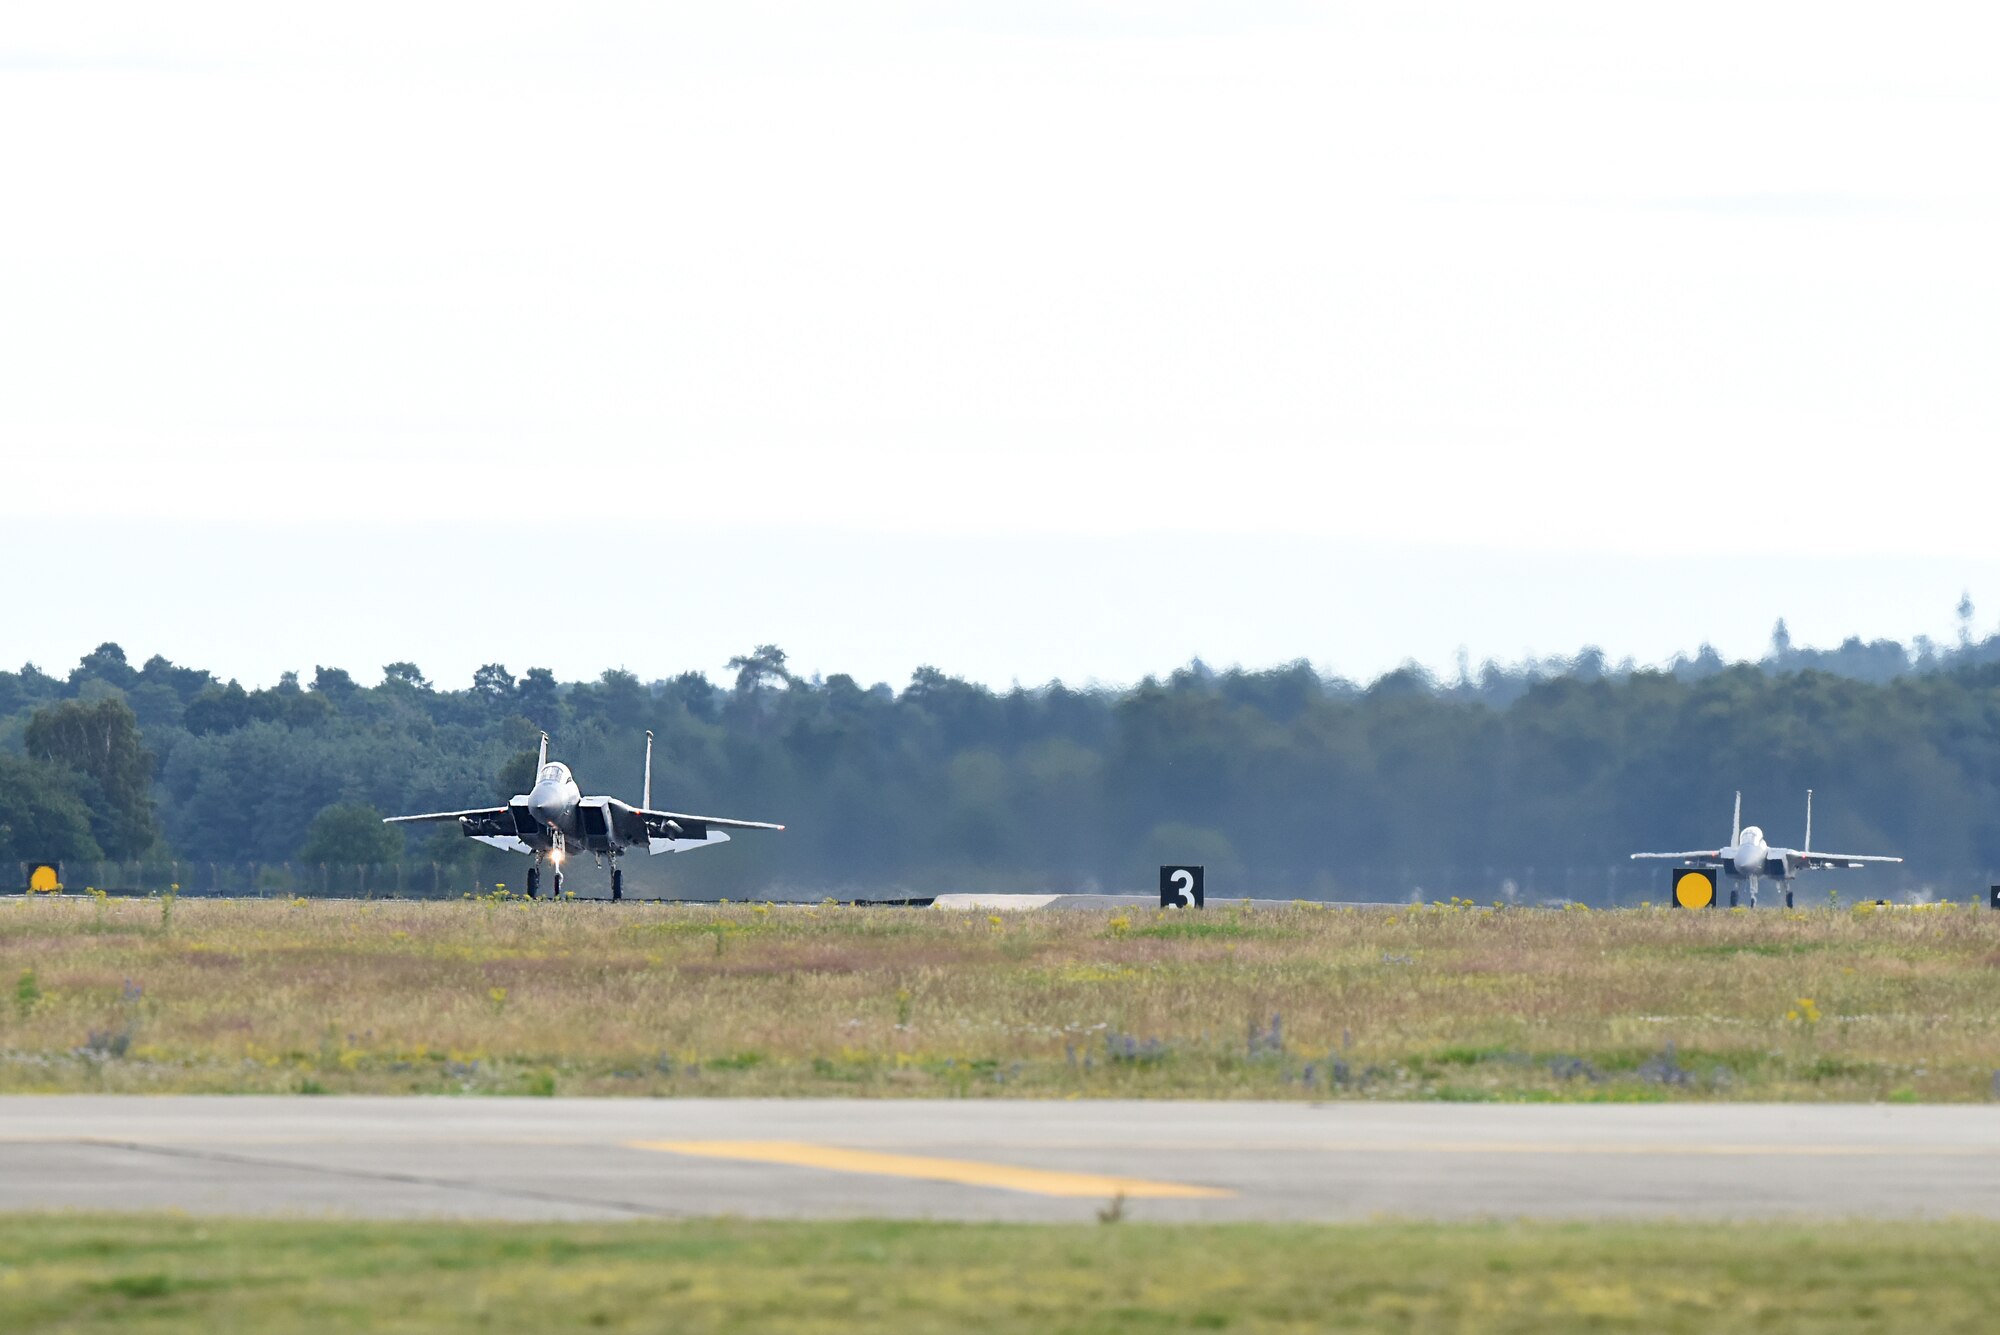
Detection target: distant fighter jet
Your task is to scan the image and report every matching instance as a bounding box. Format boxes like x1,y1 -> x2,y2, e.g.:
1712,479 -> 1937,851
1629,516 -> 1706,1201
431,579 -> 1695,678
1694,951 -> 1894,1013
1631,790 -> 1900,906
384,731 -> 783,900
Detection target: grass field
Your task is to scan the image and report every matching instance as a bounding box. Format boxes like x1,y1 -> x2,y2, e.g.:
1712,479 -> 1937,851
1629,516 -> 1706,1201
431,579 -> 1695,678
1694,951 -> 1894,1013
6,1214 -> 2000,1332
3,894 -> 1997,1099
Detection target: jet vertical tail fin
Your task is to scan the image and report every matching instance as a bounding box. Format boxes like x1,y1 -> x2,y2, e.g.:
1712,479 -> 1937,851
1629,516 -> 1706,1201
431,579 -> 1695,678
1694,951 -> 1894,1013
643,731 -> 654,810
1804,789 -> 1813,853
1731,791 -> 1742,846
538,731 -> 549,770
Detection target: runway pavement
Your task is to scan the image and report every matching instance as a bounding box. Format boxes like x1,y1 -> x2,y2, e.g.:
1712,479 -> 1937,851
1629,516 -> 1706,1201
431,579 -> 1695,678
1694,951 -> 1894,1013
3,1097 -> 1997,1223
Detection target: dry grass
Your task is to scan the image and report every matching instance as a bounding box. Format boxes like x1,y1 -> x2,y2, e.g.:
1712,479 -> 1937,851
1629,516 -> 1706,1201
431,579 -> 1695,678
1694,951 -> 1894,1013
3,894 -> 1998,1098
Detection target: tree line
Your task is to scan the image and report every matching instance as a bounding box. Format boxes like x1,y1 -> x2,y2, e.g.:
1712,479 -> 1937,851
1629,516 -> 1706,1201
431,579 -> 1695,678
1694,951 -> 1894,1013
4,630 -> 2000,897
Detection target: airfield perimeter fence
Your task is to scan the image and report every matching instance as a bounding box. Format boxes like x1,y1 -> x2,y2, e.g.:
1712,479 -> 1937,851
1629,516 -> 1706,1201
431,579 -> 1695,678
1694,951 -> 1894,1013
18,861 -> 1972,905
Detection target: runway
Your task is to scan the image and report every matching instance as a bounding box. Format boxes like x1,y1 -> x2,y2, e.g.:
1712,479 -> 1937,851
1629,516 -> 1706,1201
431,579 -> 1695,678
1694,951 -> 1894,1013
5,1098 -> 1998,1222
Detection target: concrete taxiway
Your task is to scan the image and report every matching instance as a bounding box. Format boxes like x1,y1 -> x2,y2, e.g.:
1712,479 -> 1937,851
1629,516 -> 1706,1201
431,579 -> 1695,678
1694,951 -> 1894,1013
4,1098 -> 1998,1222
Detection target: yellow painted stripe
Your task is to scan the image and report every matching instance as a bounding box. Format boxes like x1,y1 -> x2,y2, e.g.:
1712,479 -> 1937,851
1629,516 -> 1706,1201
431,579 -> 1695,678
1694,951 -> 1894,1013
922,1140 -> 1998,1159
628,1140 -> 1235,1199
812,1139 -> 2000,1159
785,1138 -> 2000,1160
6,1135 -> 1984,1161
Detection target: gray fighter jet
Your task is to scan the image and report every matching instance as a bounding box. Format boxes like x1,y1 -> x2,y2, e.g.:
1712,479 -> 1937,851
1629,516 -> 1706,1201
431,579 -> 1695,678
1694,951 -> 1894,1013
384,732 -> 783,899
1631,789 -> 1899,907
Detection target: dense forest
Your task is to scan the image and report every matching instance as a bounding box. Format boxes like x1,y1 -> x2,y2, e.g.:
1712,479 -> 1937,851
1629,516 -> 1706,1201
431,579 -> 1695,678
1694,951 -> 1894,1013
5,626 -> 2000,901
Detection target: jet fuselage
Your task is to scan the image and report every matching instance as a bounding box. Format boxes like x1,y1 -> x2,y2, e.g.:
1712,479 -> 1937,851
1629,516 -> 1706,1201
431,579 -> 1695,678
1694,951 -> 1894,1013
1721,825 -> 1773,879
527,763 -> 582,843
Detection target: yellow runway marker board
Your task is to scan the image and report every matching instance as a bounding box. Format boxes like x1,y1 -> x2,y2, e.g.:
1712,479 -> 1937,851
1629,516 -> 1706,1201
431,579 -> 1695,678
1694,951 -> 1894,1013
629,1141 -> 1235,1199
26,864 -> 59,894
1672,866 -> 1716,909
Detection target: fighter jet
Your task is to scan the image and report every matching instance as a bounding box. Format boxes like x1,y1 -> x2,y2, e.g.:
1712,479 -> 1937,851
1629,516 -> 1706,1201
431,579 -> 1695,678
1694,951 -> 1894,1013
1630,789 -> 1900,906
383,731 -> 782,900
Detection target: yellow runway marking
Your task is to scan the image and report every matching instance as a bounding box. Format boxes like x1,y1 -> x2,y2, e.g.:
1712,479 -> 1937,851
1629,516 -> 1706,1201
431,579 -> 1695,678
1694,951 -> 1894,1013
4,1135 -> 1988,1161
627,1140 -> 1235,1198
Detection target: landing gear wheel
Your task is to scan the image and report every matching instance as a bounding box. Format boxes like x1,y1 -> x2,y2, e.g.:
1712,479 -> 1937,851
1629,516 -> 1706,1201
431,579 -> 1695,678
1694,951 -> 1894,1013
526,866 -> 540,899
1729,888 -> 1738,908
552,869 -> 564,899
611,868 -> 623,902
1784,888 -> 1794,909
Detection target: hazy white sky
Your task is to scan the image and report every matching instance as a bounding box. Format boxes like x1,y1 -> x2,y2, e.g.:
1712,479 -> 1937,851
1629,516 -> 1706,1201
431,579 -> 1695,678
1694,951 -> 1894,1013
6,4 -> 1997,689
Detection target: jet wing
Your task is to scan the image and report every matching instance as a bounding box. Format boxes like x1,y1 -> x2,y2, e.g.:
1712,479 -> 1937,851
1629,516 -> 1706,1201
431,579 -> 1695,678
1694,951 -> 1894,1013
1789,851 -> 1903,870
616,805 -> 783,856
384,807 -> 509,825
632,807 -> 785,835
1629,851 -> 1724,862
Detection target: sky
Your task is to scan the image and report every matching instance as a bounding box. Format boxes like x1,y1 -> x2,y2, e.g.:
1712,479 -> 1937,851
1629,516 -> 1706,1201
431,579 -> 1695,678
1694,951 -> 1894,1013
5,3 -> 1997,691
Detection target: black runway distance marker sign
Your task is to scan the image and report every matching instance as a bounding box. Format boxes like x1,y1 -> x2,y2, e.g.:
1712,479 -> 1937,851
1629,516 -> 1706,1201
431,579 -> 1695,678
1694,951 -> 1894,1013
1670,866 -> 1717,909
1160,865 -> 1204,909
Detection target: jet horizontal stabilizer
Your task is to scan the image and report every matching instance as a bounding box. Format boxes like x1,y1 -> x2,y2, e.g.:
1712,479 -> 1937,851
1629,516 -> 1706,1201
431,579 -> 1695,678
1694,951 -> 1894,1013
648,829 -> 732,855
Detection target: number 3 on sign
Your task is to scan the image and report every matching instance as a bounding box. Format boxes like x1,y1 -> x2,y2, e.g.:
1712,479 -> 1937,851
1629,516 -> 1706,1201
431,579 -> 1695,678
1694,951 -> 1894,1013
1159,865 -> 1204,909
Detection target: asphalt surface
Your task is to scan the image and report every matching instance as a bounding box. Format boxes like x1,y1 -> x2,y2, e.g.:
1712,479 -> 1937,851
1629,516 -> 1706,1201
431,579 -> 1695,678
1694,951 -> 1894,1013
4,1098 -> 1998,1222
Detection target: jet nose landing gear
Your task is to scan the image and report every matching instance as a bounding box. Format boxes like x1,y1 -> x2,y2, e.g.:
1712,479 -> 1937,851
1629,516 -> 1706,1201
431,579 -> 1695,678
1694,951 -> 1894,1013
545,834 -> 568,900
523,861 -> 575,901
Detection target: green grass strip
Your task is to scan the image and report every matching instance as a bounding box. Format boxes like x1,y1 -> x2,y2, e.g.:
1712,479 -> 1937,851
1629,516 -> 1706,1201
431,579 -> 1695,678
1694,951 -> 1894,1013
3,1214 -> 1999,1332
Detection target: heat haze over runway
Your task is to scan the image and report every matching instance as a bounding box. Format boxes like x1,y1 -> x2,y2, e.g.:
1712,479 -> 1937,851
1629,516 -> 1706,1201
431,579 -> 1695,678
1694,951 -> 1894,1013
4,1098 -> 1997,1223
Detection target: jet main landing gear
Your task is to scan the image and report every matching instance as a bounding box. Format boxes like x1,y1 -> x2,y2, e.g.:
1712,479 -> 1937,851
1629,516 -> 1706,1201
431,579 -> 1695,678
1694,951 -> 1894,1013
526,866 -> 540,899
611,867 -> 624,902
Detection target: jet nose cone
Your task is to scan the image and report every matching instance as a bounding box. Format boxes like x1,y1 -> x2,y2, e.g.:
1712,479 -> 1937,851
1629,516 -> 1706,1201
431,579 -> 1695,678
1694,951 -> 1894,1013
528,784 -> 565,826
